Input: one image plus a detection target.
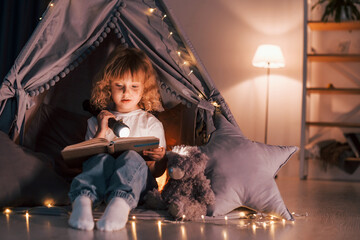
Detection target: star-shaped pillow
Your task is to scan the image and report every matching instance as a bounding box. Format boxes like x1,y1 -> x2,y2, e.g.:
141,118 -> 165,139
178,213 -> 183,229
201,113 -> 297,220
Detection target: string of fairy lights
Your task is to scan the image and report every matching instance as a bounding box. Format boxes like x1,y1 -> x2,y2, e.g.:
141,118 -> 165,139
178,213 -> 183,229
146,6 -> 212,103
145,8 -> 194,69
146,7 -> 195,77
37,1 -> 214,106
145,5 -> 221,108
2,203 -> 308,237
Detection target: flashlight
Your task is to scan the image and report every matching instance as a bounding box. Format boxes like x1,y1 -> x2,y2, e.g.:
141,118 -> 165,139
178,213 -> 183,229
108,118 -> 130,137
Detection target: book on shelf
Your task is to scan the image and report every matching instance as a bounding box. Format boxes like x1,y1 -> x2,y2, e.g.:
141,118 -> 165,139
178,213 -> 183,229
61,136 -> 159,168
344,133 -> 360,158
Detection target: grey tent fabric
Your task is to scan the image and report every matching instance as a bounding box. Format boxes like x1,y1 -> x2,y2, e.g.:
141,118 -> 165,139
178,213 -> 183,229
0,0 -> 237,139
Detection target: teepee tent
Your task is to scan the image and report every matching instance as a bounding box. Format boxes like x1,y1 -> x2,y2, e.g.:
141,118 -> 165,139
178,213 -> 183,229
0,0 -> 237,141
0,0 -> 237,204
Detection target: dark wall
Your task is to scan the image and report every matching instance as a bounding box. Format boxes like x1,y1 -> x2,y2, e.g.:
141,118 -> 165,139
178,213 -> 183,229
0,0 -> 50,83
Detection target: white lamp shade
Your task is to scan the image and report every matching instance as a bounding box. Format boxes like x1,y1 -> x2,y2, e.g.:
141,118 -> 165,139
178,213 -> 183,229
252,44 -> 285,68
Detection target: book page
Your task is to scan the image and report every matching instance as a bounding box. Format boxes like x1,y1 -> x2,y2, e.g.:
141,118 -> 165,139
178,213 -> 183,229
63,138 -> 109,150
61,138 -> 109,161
61,136 -> 160,167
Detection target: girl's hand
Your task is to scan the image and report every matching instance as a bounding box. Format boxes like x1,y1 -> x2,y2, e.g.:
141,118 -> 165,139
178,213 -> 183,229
143,147 -> 165,161
94,110 -> 116,138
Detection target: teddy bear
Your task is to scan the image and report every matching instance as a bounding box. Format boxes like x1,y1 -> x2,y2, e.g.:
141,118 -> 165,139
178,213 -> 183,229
145,145 -> 215,220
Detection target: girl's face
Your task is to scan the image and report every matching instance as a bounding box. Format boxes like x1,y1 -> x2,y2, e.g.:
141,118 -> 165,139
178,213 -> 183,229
110,71 -> 144,113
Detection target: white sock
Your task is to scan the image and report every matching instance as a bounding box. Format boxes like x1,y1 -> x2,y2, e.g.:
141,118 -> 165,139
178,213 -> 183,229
96,197 -> 130,231
68,195 -> 94,231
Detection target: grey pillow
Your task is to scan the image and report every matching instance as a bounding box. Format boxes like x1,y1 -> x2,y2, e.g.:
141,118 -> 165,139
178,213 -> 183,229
24,103 -> 88,178
201,113 -> 297,220
0,131 -> 70,207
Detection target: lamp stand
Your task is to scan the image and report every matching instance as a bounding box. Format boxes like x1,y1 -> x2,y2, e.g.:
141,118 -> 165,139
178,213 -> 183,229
253,45 -> 284,144
264,64 -> 270,144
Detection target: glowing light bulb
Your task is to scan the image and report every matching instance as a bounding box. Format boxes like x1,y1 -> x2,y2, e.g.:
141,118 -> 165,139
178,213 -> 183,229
187,70 -> 193,76
224,216 -> 228,221
162,14 -> 167,20
44,199 -> 54,208
177,51 -> 181,56
211,101 -> 220,107
282,219 -> 286,224
39,17 -> 42,20
149,8 -> 156,13
168,32 -> 173,38
4,209 -> 11,214
25,212 -> 30,218
50,3 -> 54,7
132,216 -> 136,220
201,215 -> 205,220
239,212 -> 246,218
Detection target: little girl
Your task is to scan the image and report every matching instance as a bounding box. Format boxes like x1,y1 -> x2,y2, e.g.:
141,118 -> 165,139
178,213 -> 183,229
68,47 -> 167,231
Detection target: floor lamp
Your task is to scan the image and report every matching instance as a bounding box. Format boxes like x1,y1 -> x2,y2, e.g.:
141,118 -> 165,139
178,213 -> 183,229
252,44 -> 285,144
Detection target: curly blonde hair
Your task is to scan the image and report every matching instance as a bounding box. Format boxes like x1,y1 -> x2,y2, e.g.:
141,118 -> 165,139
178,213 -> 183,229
90,46 -> 163,112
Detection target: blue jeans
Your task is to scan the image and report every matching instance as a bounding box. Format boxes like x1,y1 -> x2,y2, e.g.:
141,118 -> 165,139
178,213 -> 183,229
68,150 -> 157,209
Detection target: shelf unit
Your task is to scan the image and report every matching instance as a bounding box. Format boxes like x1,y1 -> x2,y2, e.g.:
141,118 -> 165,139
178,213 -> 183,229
300,1 -> 360,179
305,122 -> 360,128
307,54 -> 360,62
306,88 -> 360,94
308,21 -> 360,30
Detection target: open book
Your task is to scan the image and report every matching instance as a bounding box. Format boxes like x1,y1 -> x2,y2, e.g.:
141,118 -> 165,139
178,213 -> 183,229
61,136 -> 159,168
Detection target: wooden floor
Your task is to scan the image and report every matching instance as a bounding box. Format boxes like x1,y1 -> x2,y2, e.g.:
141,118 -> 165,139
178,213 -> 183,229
1,177 -> 360,240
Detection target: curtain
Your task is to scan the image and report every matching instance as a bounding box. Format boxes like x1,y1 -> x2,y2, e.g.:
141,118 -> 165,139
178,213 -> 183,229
0,0 -> 50,82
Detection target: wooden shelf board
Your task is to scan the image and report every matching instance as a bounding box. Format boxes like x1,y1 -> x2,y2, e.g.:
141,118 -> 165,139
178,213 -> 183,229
308,21 -> 360,31
345,157 -> 360,162
308,54 -> 360,62
307,88 -> 360,94
306,121 -> 360,128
